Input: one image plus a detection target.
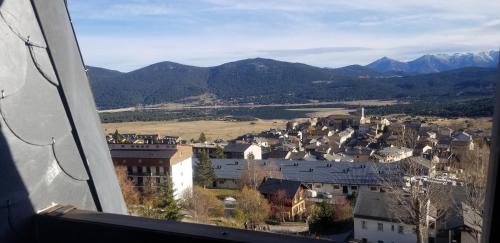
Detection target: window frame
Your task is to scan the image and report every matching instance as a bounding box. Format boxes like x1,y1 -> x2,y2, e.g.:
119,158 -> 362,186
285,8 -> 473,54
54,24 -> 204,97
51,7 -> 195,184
377,223 -> 383,232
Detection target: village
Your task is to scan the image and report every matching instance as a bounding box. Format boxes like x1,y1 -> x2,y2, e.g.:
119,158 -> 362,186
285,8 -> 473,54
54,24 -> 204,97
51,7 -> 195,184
106,108 -> 488,243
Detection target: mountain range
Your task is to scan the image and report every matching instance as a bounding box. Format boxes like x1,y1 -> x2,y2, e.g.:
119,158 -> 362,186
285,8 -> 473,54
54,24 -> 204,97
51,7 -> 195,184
88,51 -> 499,109
367,51 -> 499,74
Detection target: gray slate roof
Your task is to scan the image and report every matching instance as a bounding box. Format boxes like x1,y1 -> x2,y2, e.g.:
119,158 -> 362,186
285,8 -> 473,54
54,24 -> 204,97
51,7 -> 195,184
206,159 -> 403,186
223,143 -> 252,153
440,186 -> 483,232
110,149 -> 177,159
258,178 -> 306,199
354,189 -> 404,222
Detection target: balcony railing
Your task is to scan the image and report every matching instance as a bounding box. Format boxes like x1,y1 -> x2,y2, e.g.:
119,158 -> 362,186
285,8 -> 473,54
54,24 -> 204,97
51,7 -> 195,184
35,205 -> 330,243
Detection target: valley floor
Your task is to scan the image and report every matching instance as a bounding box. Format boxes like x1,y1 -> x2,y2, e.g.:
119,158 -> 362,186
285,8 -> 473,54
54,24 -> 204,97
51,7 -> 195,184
98,99 -> 403,113
102,119 -> 287,141
102,116 -> 493,142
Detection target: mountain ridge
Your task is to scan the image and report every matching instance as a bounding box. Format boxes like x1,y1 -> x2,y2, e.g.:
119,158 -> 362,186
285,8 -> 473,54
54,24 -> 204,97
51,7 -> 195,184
87,51 -> 499,109
367,50 -> 499,74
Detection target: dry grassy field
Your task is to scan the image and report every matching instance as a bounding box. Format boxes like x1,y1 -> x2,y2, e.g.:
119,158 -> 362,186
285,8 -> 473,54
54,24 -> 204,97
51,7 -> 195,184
99,99 -> 402,113
431,117 -> 493,133
386,114 -> 493,133
102,119 -> 287,141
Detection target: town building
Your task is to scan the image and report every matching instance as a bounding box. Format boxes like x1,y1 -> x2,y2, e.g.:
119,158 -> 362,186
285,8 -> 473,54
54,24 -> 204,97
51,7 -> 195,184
206,159 -> 403,195
338,127 -> 355,145
359,107 -> 371,125
258,178 -> 308,220
354,189 -> 417,243
109,143 -> 193,199
223,143 -> 262,160
451,131 -> 475,152
374,146 -> 414,163
435,187 -> 483,243
192,142 -> 226,158
343,146 -> 374,162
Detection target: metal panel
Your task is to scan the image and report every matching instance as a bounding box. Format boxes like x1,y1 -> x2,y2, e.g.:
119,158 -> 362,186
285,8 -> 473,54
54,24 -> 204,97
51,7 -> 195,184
482,57 -> 499,243
36,207 -> 330,243
31,0 -> 127,214
0,0 -> 125,241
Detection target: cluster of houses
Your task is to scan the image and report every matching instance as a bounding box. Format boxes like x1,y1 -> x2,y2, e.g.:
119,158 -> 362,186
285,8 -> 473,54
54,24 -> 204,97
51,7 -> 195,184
106,107 -> 488,243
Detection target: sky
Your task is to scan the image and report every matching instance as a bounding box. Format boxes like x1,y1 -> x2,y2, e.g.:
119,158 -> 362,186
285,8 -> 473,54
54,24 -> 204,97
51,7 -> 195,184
67,0 -> 500,72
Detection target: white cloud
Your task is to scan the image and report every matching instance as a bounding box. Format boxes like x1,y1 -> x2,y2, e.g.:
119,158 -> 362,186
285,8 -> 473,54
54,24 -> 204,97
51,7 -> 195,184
68,1 -> 175,19
69,0 -> 500,71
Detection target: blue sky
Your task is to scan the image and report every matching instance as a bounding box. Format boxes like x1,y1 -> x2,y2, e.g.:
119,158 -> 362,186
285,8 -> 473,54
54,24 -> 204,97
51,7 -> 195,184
67,0 -> 500,72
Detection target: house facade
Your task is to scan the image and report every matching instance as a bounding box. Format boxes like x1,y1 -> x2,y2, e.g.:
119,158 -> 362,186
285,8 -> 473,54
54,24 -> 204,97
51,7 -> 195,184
206,159 -> 402,195
223,143 -> 262,160
258,178 -> 307,220
375,146 -> 414,163
192,142 -> 226,158
109,143 -> 193,199
354,190 -> 417,243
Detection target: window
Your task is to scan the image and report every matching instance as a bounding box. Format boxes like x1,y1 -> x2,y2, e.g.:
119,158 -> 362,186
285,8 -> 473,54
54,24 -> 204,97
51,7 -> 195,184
159,166 -> 164,175
333,184 -> 340,189
351,186 -> 358,190
361,220 -> 367,229
378,241 -> 384,243
429,221 -> 435,230
378,223 -> 383,231
398,225 -> 404,234
370,186 -> 378,191
391,224 -> 395,231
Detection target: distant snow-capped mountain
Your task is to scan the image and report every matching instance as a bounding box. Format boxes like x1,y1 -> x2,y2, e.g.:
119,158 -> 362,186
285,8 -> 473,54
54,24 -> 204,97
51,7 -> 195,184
367,50 -> 499,74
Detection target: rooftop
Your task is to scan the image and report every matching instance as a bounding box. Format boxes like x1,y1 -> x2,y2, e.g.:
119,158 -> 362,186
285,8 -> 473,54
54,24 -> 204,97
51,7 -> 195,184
354,189 -> 407,223
207,159 -> 403,185
223,143 -> 253,153
258,178 -> 306,199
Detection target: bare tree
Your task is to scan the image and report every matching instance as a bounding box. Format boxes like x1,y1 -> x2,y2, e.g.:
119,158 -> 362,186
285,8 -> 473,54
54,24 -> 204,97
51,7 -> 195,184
181,186 -> 224,223
115,166 -> 140,208
380,160 -> 451,243
240,160 -> 282,189
266,160 -> 284,179
397,127 -> 419,149
237,186 -> 270,225
270,189 -> 289,222
457,144 -> 489,240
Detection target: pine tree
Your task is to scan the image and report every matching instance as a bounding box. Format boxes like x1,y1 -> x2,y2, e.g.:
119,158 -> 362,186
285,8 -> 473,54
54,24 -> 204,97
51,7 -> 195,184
112,129 -> 121,143
198,132 -> 207,143
214,145 -> 225,158
194,152 -> 215,188
156,176 -> 182,220
309,200 -> 335,233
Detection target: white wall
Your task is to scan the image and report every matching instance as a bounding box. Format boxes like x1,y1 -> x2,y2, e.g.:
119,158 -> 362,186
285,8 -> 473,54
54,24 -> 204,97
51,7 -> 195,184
306,183 -> 379,195
244,145 -> 262,160
215,178 -> 240,189
354,217 -> 417,243
170,157 -> 193,200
